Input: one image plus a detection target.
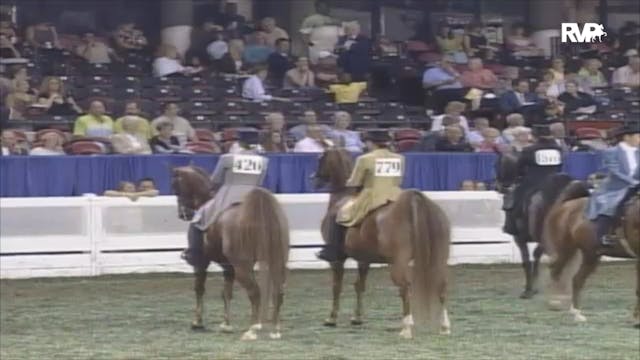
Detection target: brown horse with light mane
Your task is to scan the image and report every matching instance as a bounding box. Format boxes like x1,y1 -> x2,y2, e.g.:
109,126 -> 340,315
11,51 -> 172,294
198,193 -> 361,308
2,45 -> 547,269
171,166 -> 290,340
543,181 -> 639,327
314,148 -> 451,338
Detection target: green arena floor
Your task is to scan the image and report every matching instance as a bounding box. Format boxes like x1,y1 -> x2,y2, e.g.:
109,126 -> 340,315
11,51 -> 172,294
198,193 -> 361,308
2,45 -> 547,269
1,263 -> 638,360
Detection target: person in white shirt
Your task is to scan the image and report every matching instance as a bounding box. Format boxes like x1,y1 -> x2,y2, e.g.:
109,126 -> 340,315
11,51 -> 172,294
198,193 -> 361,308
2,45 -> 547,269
150,103 -> 195,145
242,65 -> 288,102
111,116 -> 152,154
261,17 -> 289,48
612,56 -> 640,88
206,32 -> 228,61
153,44 -> 202,77
29,131 -> 65,155
294,124 -> 333,153
502,113 -> 530,144
430,101 -> 469,133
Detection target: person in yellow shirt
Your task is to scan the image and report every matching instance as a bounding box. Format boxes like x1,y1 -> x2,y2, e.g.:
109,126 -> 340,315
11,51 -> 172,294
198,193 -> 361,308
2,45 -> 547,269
113,101 -> 152,139
328,73 -> 367,104
73,100 -> 114,138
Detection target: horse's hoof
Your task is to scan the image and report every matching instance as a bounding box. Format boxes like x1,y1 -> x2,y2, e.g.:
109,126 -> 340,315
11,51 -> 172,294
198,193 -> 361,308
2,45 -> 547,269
191,323 -> 205,331
323,319 -> 337,327
519,289 -> 537,299
269,332 -> 282,340
350,318 -> 363,326
241,330 -> 258,341
398,328 -> 413,339
569,307 -> 587,323
439,327 -> 451,336
219,323 -> 234,333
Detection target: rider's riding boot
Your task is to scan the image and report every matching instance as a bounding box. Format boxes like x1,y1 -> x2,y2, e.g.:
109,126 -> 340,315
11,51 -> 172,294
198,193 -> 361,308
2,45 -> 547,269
182,224 -> 205,266
503,210 -> 517,235
317,221 -> 346,262
595,215 -> 615,248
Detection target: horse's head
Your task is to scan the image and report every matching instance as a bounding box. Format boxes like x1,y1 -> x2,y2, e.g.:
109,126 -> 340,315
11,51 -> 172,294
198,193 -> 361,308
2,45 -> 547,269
171,166 -> 213,221
313,147 -> 353,191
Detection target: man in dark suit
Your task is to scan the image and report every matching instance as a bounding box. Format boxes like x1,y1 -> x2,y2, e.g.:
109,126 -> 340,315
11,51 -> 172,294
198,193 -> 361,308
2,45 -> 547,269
336,21 -> 371,82
267,38 -> 294,87
500,79 -> 542,115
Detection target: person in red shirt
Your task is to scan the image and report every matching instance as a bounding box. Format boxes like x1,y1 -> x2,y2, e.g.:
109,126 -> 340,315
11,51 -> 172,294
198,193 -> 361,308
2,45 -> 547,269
460,57 -> 498,90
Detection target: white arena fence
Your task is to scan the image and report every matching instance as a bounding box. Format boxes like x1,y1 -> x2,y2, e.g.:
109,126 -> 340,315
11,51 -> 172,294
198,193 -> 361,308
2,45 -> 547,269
1,192 -> 530,279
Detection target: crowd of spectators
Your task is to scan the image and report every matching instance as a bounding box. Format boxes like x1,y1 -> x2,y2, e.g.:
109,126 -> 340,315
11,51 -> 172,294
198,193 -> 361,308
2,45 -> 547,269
1,0 -> 639,158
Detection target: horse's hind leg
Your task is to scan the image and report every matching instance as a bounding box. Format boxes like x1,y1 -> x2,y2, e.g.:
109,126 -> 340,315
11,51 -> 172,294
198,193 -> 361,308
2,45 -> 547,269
192,266 -> 208,330
235,264 -> 262,340
324,260 -> 345,327
515,237 -> 535,299
531,245 -> 544,294
219,264 -> 235,333
269,280 -> 285,339
351,262 -> 370,325
569,251 -> 600,322
390,260 -> 412,339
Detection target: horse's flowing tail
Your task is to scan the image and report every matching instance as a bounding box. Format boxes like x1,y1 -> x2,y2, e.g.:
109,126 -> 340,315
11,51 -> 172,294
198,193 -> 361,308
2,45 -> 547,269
400,190 -> 451,328
241,188 -> 290,320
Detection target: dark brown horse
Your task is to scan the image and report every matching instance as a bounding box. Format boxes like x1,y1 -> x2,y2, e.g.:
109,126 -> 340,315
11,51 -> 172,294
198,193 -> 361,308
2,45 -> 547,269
171,166 -> 290,340
543,182 -> 639,326
314,148 -> 451,338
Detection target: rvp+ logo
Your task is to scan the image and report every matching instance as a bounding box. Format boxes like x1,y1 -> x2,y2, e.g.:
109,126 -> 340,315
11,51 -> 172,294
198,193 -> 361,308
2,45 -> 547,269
561,23 -> 607,43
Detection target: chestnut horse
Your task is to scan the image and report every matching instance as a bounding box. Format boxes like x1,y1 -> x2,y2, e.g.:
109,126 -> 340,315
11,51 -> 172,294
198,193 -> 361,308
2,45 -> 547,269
171,166 -> 290,340
543,181 -> 639,326
314,148 -> 451,338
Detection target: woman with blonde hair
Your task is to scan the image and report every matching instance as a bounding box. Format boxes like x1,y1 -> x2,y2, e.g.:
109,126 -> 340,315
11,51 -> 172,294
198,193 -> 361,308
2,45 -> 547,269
5,79 -> 36,120
29,131 -> 65,155
37,76 -> 82,116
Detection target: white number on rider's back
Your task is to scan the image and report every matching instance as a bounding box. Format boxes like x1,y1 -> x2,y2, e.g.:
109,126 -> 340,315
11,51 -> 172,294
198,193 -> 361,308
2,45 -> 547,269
374,158 -> 402,177
232,155 -> 263,174
534,149 -> 561,166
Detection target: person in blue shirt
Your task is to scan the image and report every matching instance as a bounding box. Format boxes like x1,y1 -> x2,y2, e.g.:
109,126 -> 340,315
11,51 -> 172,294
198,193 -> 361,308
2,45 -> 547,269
330,111 -> 364,152
422,57 -> 465,113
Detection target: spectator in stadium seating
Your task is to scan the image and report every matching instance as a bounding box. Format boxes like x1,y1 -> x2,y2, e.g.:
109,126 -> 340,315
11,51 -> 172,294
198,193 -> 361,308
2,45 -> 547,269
549,122 -> 570,152
1,130 -> 28,155
499,79 -> 542,114
218,39 -> 246,74
75,32 -> 119,64
29,131 -> 65,156
261,130 -> 288,152
25,22 -> 60,49
104,181 -> 157,201
111,116 -> 152,154
328,72 -> 367,104
205,31 -> 228,61
430,101 -> 469,133
37,76 -> 82,116
289,110 -> 330,141
138,178 -> 159,194
435,23 -> 466,64
217,1 -> 246,31
114,101 -> 152,140
475,181 -> 488,190
294,124 -> 333,153
5,79 -> 36,120
113,22 -> 148,51
243,31 -> 273,65
261,17 -> 289,48
435,125 -> 472,152
577,58 -> 608,90
149,121 -> 191,154
336,21 -> 371,82
505,126 -> 532,152
150,103 -> 195,145
8,66 -> 35,94
474,127 -> 504,153
467,117 -> 500,146
464,22 -> 494,60
242,65 -> 289,102
505,23 -> 543,57
422,57 -> 465,113
330,110 -> 364,152
460,180 -> 476,191
0,20 -> 17,44
265,112 -> 286,133
314,50 -> 340,88
558,80 -> 597,113
541,70 -> 564,98
549,58 -> 566,83
460,57 -> 498,90
73,100 -> 114,138
612,55 -> 640,88
300,0 -> 341,64
284,56 -> 315,89
501,113 -> 528,144
153,44 -> 202,77
268,38 -> 294,86
0,34 -> 21,58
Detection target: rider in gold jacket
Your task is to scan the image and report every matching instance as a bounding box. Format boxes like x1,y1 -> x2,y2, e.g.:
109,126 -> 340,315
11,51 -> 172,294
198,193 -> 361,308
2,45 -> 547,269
317,130 -> 405,261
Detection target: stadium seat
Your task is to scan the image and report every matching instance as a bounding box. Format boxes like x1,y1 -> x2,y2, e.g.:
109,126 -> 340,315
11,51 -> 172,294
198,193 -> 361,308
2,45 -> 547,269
67,141 -> 105,155
393,128 -> 422,141
183,87 -> 215,102
575,127 -> 603,140
194,128 -> 216,142
395,139 -> 419,152
185,141 -> 219,154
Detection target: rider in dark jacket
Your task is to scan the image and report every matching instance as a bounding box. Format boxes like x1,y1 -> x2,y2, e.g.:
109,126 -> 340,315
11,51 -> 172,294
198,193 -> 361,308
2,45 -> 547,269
504,125 -> 564,236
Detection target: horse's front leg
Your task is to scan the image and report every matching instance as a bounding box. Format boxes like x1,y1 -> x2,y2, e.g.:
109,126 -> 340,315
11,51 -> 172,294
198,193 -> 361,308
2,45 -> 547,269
192,267 -> 208,330
324,260 -> 345,326
351,262 -> 370,325
220,264 -> 235,333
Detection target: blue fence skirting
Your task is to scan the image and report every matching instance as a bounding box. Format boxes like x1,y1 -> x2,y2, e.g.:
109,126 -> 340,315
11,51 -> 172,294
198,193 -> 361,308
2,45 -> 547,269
0,152 -> 603,197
